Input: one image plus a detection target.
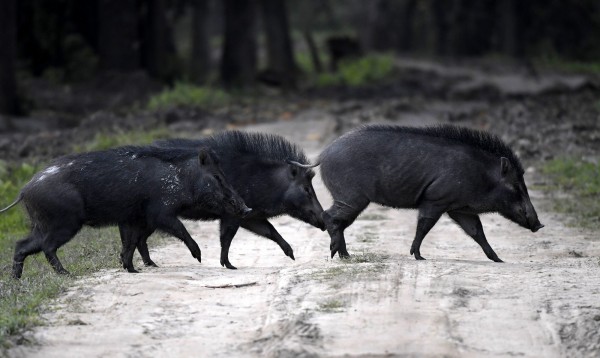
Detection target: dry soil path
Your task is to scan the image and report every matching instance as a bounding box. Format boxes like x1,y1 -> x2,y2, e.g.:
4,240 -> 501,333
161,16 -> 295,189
8,116 -> 600,357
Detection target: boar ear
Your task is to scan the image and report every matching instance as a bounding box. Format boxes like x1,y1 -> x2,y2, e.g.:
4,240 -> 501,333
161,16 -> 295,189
500,157 -> 510,176
198,148 -> 213,166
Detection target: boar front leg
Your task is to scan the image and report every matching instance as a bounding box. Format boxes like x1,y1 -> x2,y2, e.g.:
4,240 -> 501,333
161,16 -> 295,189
156,217 -> 202,263
410,205 -> 445,260
448,211 -> 503,263
240,219 -> 295,261
219,216 -> 241,269
323,198 -> 369,259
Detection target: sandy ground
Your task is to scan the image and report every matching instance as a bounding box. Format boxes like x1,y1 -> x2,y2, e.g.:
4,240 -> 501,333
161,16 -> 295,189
8,116 -> 600,358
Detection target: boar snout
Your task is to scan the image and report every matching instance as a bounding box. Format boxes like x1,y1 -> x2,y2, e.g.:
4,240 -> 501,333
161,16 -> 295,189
531,223 -> 544,232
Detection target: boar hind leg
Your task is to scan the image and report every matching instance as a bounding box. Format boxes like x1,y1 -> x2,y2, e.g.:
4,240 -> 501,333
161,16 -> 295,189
42,226 -> 80,275
448,212 -> 503,263
135,228 -> 158,267
12,231 -> 44,279
241,219 -> 294,261
410,207 -> 445,260
118,224 -> 142,273
323,199 -> 368,259
219,217 -> 240,269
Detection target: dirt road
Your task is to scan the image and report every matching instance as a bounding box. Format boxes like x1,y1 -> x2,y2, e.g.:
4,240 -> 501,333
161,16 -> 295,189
8,117 -> 600,357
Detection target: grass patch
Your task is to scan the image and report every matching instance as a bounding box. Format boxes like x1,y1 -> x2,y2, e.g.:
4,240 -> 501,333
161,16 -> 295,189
534,57 -> 600,75
318,299 -> 345,313
147,83 -> 232,111
73,127 -> 170,152
311,251 -> 388,281
356,232 -> 378,243
313,54 -> 395,87
541,157 -> 600,229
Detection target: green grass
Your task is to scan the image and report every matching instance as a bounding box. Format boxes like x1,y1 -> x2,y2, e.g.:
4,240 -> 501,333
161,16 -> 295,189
147,83 -> 232,111
311,251 -> 388,281
73,127 -> 170,152
314,54 -> 396,88
318,299 -> 345,313
542,157 -> 600,229
534,57 -> 600,75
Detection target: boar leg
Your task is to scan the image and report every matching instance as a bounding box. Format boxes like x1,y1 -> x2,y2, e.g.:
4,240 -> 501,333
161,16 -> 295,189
219,216 -> 241,269
410,207 -> 444,260
156,217 -> 202,263
119,224 -> 142,273
12,231 -> 44,279
240,219 -> 295,261
448,211 -> 503,262
135,228 -> 159,267
323,199 -> 369,259
41,226 -> 80,275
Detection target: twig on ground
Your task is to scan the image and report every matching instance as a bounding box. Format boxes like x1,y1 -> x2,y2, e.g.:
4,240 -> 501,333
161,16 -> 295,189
205,282 -> 258,289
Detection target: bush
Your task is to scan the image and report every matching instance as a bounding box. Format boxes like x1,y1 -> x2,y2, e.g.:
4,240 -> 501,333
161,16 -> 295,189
314,54 -> 395,87
147,83 -> 231,111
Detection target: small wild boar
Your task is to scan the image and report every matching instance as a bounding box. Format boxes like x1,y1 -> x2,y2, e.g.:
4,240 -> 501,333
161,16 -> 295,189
319,124 -> 544,262
2,146 -> 249,278
149,131 -> 325,269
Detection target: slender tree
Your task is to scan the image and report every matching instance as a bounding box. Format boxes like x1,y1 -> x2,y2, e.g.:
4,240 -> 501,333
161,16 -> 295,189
0,0 -> 18,118
260,0 -> 297,88
97,0 -> 139,71
220,0 -> 257,88
190,0 -> 211,84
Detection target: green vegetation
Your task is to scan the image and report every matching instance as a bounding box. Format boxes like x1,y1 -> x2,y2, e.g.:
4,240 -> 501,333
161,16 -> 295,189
542,157 -> 600,229
318,299 -> 345,313
313,54 -> 395,87
534,57 -> 600,75
311,251 -> 388,281
74,128 -> 170,152
147,83 -> 232,111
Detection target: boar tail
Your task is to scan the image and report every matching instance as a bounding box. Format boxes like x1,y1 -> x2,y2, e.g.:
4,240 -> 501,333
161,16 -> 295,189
0,193 -> 23,213
286,159 -> 320,169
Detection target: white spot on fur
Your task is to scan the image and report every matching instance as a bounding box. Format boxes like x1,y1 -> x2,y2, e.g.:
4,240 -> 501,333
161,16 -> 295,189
36,165 -> 61,182
43,166 -> 60,175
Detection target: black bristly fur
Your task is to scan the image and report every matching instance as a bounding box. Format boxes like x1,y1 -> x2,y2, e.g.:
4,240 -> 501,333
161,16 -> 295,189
319,124 -> 542,262
10,145 -> 247,278
151,130 -> 325,270
358,124 -> 524,174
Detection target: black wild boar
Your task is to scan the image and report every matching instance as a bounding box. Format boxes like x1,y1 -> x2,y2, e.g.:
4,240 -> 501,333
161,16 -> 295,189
319,124 -> 544,262
148,131 -> 325,269
2,146 -> 250,278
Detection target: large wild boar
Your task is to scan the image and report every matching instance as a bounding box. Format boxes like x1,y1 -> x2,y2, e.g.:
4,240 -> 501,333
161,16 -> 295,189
147,131 -> 325,269
319,124 -> 544,262
2,146 -> 250,278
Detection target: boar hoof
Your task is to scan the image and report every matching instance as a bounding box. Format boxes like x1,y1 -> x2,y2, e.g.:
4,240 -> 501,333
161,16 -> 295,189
57,268 -> 71,275
126,267 -> 139,273
220,259 -> 237,270
338,250 -> 350,259
144,260 -> 159,267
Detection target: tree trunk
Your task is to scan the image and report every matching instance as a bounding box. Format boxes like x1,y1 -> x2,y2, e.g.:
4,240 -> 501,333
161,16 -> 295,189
97,0 -> 139,71
302,30 -> 323,74
0,0 -> 18,117
144,0 -> 171,80
260,0 -> 297,88
220,0 -> 257,88
190,0 -> 211,84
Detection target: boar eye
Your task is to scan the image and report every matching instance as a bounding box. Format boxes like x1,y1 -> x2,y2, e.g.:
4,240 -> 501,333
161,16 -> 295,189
304,186 -> 310,194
